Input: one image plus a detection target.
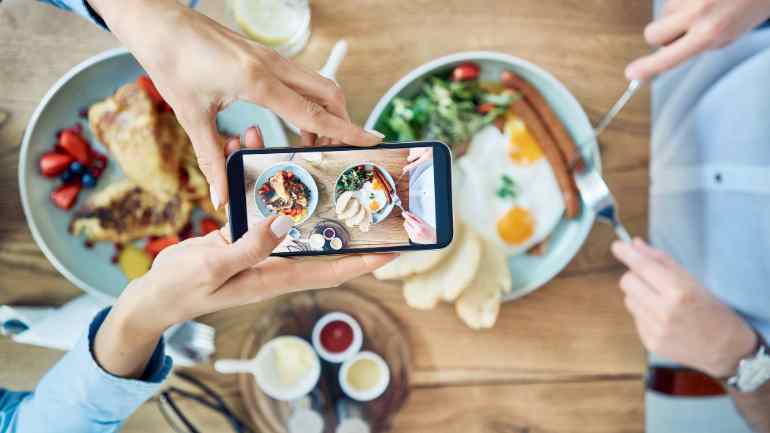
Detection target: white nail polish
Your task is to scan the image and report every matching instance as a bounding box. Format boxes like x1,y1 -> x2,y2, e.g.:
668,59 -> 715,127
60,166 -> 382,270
270,216 -> 294,238
209,185 -> 221,210
365,128 -> 385,139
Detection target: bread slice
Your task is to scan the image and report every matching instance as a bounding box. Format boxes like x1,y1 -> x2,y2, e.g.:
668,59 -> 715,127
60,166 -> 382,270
338,198 -> 360,220
335,191 -> 354,214
455,236 -> 512,329
402,223 -> 482,308
373,222 -> 463,280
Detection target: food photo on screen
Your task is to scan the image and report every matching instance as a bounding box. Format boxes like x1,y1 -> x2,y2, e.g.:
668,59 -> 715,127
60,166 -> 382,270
242,147 -> 436,253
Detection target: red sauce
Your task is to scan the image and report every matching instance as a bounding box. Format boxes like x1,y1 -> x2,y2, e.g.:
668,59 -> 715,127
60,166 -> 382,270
320,320 -> 354,353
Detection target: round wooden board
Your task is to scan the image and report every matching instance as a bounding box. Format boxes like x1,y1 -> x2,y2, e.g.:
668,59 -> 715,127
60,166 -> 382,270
237,287 -> 412,433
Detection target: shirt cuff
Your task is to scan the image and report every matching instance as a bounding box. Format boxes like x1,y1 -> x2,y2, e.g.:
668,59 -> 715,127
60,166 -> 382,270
34,307 -> 172,423
42,0 -> 108,29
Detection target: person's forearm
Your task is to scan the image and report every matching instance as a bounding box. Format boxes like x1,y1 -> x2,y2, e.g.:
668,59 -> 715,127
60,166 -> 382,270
730,383 -> 770,433
93,279 -> 167,379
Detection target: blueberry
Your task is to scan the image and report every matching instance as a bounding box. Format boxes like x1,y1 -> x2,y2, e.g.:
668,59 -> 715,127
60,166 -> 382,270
60,170 -> 74,183
69,161 -> 85,174
81,173 -> 97,189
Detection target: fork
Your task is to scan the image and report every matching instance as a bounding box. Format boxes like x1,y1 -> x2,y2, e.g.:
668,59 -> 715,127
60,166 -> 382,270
575,80 -> 643,243
574,167 -> 632,243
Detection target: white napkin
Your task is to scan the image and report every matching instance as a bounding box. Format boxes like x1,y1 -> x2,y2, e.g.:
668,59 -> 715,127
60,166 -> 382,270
0,294 -> 214,367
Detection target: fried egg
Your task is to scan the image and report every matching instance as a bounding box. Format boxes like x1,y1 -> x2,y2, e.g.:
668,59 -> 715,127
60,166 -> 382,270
358,180 -> 388,214
456,116 -> 565,255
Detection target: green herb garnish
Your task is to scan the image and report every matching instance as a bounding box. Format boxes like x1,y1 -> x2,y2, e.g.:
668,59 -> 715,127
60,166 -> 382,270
496,174 -> 518,199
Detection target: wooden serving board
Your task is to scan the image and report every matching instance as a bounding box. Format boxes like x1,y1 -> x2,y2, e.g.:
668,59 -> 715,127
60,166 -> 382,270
237,288 -> 412,433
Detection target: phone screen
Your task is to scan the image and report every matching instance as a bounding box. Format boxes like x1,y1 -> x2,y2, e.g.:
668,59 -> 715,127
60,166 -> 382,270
228,142 -> 453,256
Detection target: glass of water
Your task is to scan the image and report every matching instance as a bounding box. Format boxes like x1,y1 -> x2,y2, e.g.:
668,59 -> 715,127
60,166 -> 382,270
228,0 -> 311,57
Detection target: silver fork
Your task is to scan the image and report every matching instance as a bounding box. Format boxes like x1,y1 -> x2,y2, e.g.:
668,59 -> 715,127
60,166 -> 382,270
575,79 -> 643,243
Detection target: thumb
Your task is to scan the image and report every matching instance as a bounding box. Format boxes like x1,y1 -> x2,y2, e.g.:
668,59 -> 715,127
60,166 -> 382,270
219,215 -> 294,276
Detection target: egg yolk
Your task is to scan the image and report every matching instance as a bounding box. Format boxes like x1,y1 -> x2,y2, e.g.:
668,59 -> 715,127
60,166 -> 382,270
372,177 -> 385,191
505,115 -> 544,165
370,200 -> 380,211
497,206 -> 535,245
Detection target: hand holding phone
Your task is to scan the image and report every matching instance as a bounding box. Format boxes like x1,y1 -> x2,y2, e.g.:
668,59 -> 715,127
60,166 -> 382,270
227,142 -> 453,256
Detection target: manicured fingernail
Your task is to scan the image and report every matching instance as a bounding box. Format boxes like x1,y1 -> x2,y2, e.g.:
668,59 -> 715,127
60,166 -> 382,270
366,128 -> 385,139
209,185 -> 221,210
270,216 -> 294,238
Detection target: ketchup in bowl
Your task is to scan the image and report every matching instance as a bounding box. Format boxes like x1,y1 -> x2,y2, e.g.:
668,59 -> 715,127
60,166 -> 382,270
312,312 -> 363,363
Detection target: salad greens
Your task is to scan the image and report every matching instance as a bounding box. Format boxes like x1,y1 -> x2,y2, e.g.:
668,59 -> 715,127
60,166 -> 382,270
376,74 -> 516,148
337,165 -> 373,194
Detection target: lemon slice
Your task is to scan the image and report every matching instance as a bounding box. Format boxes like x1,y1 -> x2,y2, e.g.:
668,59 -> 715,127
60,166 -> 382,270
232,0 -> 306,47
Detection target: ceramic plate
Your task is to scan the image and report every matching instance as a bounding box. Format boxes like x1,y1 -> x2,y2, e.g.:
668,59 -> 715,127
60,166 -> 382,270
366,51 -> 599,302
253,162 -> 318,225
19,48 -> 288,300
333,162 -> 397,225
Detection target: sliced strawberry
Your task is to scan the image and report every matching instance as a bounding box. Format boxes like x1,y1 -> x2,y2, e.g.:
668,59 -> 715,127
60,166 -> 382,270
452,62 -> 481,81
145,235 -> 179,258
39,152 -> 73,177
200,217 -> 220,236
59,130 -> 91,164
51,181 -> 81,210
137,75 -> 165,107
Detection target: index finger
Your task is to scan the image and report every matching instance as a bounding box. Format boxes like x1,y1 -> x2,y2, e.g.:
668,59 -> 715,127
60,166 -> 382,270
625,31 -> 711,80
611,240 -> 678,293
247,81 -> 383,147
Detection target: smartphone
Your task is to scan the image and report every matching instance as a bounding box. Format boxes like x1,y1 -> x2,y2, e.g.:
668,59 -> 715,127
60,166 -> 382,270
227,141 -> 453,256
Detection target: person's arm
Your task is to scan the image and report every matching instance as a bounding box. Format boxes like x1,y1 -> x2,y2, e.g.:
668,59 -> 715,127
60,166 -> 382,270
612,238 -> 770,433
84,0 -> 382,209
626,0 -> 770,80
1,307 -> 171,433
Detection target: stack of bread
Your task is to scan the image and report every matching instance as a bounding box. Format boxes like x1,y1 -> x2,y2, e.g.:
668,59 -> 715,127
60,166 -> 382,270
373,222 -> 511,329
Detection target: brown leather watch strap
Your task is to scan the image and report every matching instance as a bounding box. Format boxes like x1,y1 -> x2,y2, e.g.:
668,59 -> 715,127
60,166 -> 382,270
646,366 -> 726,397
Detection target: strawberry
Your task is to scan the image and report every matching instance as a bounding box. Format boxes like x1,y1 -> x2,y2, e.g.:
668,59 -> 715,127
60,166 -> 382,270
51,181 -> 81,210
39,152 -> 73,177
200,217 -> 220,236
452,62 -> 481,81
59,130 -> 91,164
137,75 -> 166,107
145,235 -> 179,258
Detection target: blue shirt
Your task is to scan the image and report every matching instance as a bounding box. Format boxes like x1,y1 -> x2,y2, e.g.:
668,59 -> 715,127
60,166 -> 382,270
0,308 -> 172,433
646,1 -> 770,432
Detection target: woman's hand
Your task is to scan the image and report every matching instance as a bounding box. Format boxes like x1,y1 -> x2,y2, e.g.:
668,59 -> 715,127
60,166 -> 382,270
88,0 -> 383,208
626,0 -> 770,80
94,128 -> 395,379
612,238 -> 757,378
402,211 -> 436,244
402,148 -> 433,174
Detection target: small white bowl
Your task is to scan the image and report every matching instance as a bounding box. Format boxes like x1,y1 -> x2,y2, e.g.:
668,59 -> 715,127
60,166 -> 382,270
339,351 -> 390,402
254,336 -> 321,401
311,312 -> 363,364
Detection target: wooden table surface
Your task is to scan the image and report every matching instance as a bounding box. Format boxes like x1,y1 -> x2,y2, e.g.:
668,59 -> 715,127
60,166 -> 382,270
0,1 -> 652,432
243,148 -> 411,251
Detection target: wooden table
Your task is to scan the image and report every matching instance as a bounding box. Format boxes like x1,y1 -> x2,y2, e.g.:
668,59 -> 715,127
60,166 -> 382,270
0,0 -> 651,431
243,149 -> 411,251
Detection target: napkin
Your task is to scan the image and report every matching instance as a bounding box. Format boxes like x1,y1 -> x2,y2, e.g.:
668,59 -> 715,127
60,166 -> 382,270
0,294 -> 214,367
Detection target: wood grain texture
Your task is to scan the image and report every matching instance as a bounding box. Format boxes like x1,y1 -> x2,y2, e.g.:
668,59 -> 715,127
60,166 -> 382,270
0,0 -> 651,431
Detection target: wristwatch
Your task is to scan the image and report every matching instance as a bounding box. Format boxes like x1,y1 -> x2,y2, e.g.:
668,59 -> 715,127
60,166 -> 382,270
726,333 -> 770,392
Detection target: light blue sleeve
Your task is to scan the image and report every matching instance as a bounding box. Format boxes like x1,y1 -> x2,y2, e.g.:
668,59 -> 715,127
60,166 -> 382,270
36,0 -> 106,27
0,308 -> 172,433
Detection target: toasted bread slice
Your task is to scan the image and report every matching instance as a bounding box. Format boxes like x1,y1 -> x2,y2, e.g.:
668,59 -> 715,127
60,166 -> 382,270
69,180 -> 192,243
89,83 -> 188,200
455,236 -> 512,329
401,223 -> 481,308
373,223 -> 462,280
